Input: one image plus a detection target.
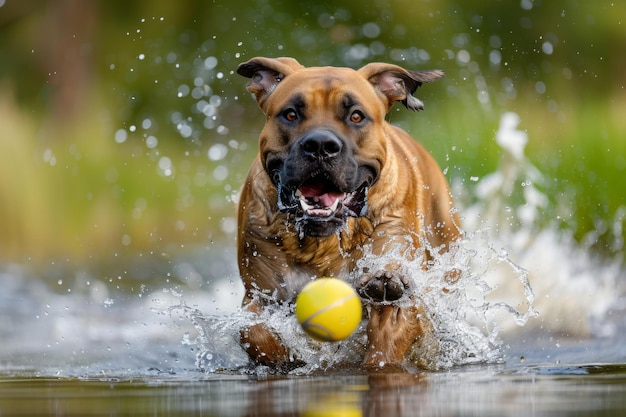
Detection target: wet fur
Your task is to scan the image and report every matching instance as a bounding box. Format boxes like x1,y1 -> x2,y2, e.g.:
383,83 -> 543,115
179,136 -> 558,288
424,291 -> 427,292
236,57 -> 461,368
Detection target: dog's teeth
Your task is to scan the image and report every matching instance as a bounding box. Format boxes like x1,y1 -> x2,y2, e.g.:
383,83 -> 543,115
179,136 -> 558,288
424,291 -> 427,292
299,194 -> 344,217
300,199 -> 314,211
295,189 -> 302,197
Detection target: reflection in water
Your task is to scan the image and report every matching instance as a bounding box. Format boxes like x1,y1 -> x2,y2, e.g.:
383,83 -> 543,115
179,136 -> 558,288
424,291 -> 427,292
2,368 -> 626,416
302,392 -> 363,417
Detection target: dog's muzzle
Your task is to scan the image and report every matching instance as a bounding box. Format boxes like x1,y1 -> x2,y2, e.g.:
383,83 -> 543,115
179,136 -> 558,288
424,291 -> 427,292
269,130 -> 375,236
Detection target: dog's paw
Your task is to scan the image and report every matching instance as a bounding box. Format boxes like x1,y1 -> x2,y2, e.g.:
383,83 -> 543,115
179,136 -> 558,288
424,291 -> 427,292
240,323 -> 289,365
240,323 -> 305,371
358,269 -> 409,303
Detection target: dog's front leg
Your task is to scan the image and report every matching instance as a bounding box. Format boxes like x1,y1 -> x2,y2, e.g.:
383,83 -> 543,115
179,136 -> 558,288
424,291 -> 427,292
239,299 -> 291,366
363,304 -> 426,368
358,269 -> 431,368
240,324 -> 290,366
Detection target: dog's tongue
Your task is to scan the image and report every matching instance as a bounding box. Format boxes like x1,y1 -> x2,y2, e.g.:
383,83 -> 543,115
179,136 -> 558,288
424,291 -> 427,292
300,184 -> 344,207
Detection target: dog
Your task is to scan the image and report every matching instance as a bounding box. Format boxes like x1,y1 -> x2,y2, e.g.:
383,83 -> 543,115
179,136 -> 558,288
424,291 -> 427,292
236,57 -> 461,369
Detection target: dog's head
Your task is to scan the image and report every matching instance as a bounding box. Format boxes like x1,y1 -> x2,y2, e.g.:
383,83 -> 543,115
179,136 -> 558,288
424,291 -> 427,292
238,57 -> 443,237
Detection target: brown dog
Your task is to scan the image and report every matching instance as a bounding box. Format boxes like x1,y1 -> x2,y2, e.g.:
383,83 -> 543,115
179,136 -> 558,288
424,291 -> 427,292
236,57 -> 461,369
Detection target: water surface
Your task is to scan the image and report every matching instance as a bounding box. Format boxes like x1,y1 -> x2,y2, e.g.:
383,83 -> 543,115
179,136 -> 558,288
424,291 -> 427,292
1,259 -> 625,416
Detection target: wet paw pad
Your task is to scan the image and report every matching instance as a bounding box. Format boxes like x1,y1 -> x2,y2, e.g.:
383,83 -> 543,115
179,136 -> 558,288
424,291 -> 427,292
358,270 -> 408,302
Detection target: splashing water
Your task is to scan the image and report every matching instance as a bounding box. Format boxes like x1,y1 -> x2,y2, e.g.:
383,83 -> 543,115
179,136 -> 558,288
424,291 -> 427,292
461,112 -> 622,338
186,223 -> 538,373
189,113 -> 617,374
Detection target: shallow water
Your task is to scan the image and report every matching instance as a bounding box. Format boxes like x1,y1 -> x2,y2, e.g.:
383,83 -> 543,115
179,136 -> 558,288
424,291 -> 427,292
2,354 -> 626,416
1,254 -> 625,416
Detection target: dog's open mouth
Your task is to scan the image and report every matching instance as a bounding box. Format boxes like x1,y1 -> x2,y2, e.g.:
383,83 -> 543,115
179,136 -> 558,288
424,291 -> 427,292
297,176 -> 346,217
278,173 -> 369,221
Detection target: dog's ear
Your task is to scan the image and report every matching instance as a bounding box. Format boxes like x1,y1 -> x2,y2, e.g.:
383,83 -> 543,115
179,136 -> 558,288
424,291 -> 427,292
358,63 -> 444,112
237,57 -> 305,107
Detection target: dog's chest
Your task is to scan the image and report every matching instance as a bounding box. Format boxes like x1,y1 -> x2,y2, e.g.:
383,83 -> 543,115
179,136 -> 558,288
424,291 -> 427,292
279,217 -> 373,277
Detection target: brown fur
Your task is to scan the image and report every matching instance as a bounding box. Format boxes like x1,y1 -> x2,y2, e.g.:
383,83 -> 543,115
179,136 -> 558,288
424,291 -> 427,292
236,57 -> 461,369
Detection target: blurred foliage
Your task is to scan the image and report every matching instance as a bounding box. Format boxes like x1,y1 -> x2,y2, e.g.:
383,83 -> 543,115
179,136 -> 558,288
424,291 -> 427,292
0,0 -> 624,270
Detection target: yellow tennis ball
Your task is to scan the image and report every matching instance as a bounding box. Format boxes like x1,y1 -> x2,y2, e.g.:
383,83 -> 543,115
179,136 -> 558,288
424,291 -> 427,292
295,278 -> 362,342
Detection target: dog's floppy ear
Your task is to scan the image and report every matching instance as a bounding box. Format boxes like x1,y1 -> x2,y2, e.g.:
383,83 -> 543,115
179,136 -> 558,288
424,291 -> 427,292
358,63 -> 444,112
237,57 -> 305,107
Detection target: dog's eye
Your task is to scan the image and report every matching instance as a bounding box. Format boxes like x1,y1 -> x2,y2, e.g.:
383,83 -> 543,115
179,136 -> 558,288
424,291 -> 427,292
282,109 -> 298,122
350,111 -> 365,124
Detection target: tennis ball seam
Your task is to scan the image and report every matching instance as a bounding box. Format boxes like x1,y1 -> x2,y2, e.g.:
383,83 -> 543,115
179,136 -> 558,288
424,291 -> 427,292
299,293 -> 358,329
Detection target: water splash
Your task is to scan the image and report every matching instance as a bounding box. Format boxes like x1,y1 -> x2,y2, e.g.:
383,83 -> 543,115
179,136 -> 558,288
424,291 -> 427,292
191,113 -> 582,373
461,112 -> 622,338
187,217 -> 537,373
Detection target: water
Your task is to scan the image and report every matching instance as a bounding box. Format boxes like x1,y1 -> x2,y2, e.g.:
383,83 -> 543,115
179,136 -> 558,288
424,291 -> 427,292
2,361 -> 626,416
1,113 -> 625,415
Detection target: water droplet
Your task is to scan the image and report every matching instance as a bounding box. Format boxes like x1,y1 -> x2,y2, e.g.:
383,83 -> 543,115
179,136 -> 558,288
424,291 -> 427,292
204,56 -> 218,70
158,156 -> 173,176
362,22 -> 381,38
208,143 -> 228,161
213,165 -> 228,181
145,135 -> 158,149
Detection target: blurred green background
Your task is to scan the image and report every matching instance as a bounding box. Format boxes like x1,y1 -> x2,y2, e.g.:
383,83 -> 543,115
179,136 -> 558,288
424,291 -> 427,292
0,0 -> 624,276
